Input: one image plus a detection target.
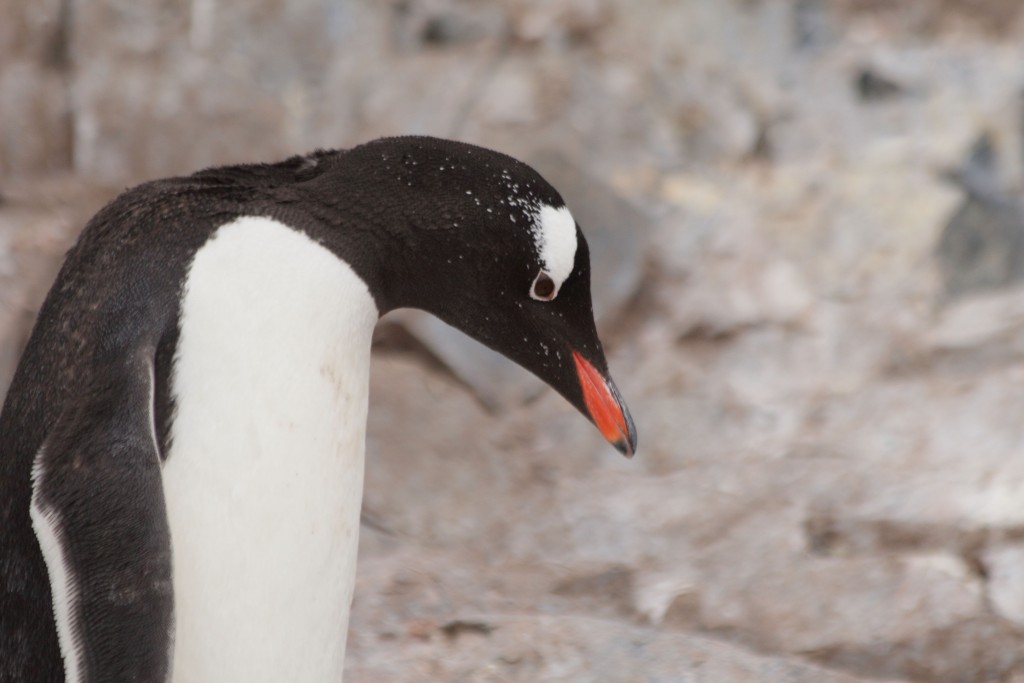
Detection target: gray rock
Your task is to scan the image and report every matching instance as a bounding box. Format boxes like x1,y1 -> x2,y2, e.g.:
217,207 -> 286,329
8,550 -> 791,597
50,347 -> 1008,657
926,286 -> 1024,350
937,191 -> 1024,299
938,121 -> 1024,300
347,614 -> 890,683
983,545 -> 1024,628
67,0 -> 346,181
390,0 -> 505,52
0,62 -> 71,176
854,66 -> 907,102
0,0 -> 72,180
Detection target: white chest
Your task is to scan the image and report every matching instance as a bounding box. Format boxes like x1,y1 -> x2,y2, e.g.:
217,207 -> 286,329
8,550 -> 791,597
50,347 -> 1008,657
162,216 -> 378,682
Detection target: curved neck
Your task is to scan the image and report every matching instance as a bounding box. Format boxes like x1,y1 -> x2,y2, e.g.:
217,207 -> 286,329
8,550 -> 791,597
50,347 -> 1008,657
163,216 -> 378,681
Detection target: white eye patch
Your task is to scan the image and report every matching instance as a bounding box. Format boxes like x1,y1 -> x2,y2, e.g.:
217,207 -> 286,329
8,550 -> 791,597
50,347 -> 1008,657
531,204 -> 578,298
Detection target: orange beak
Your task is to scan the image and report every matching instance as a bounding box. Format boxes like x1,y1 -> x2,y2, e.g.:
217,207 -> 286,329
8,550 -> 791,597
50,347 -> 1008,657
572,351 -> 637,458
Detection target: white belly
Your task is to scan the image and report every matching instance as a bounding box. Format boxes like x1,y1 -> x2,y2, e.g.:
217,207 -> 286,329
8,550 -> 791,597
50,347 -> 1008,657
162,216 -> 378,682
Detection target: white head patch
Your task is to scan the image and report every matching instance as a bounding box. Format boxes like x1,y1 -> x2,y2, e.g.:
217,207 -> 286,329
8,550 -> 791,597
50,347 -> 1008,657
532,204 -> 578,295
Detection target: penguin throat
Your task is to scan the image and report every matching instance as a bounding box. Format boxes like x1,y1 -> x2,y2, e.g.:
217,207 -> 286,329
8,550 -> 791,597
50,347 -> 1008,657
163,216 -> 378,682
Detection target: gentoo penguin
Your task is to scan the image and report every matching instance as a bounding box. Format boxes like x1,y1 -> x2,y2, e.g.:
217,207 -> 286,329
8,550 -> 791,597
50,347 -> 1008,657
0,136 -> 637,682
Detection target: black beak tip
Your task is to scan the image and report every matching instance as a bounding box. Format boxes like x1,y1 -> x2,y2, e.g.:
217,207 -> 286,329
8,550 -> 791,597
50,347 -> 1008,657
612,398 -> 638,459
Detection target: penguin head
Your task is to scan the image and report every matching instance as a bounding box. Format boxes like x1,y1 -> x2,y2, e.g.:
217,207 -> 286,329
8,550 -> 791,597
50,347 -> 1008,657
317,137 -> 637,456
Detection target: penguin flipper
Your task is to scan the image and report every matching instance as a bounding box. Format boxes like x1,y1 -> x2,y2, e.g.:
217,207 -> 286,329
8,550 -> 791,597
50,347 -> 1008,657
30,354 -> 172,682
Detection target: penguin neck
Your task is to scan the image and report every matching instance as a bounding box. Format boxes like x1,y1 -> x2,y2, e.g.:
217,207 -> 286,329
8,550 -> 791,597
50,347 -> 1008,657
162,216 -> 379,682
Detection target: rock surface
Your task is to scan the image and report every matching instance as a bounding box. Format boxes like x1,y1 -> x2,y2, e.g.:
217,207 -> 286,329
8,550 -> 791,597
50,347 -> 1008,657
5,1 -> 1024,681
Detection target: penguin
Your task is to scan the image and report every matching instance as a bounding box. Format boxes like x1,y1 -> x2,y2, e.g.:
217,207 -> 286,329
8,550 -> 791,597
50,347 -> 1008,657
0,136 -> 637,682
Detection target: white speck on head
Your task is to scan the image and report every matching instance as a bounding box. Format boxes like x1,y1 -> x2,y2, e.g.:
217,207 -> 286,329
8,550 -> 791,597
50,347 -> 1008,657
532,204 -> 578,295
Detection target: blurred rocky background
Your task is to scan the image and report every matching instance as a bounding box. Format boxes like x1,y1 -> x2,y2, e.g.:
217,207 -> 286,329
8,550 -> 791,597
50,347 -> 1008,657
5,0 -> 1024,680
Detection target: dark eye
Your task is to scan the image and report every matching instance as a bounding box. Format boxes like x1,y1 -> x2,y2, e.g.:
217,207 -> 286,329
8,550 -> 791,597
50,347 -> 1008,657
531,270 -> 557,301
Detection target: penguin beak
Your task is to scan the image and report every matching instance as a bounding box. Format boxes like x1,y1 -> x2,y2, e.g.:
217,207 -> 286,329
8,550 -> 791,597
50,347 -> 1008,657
572,351 -> 637,458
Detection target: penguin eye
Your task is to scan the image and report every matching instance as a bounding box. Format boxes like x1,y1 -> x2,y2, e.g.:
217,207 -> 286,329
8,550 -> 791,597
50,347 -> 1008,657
530,270 -> 557,301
